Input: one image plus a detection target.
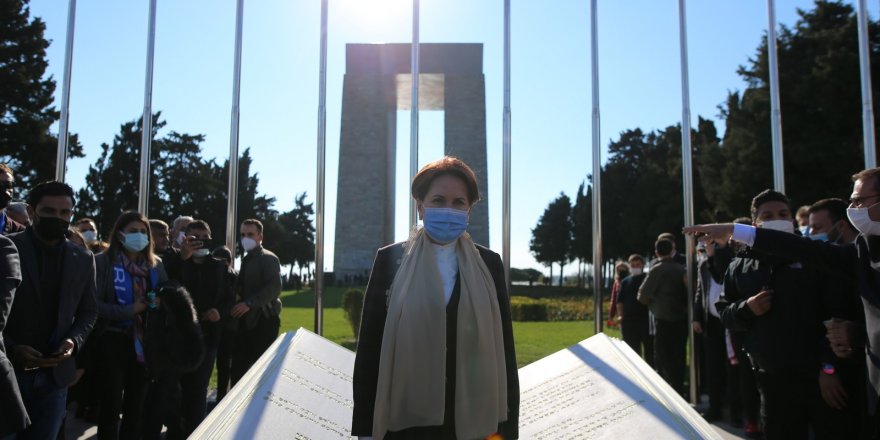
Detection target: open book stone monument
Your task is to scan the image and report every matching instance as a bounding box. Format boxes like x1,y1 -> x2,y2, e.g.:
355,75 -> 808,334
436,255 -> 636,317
194,329 -> 720,439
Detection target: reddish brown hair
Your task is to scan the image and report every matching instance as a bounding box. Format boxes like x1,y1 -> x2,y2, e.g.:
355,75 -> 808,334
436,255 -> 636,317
411,156 -> 480,204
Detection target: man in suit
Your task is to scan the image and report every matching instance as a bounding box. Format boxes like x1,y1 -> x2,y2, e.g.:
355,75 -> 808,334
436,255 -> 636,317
0,165 -> 26,237
230,218 -> 281,385
638,238 -> 689,395
0,235 -> 25,437
3,181 -> 98,439
616,254 -> 654,366
692,241 -> 732,422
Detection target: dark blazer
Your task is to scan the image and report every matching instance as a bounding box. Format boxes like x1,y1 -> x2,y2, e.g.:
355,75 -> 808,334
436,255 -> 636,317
617,273 -> 650,334
4,229 -> 97,387
234,245 -> 282,329
94,252 -> 168,334
0,235 -> 27,436
693,247 -> 732,325
750,228 -> 880,414
352,242 -> 520,439
2,214 -> 25,236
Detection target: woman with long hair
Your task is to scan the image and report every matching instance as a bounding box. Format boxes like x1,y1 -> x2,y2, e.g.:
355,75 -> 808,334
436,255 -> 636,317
352,156 -> 519,440
93,210 -> 167,439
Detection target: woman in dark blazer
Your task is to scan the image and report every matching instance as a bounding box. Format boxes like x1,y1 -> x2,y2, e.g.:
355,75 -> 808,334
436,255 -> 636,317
352,156 -> 519,440
93,211 -> 168,440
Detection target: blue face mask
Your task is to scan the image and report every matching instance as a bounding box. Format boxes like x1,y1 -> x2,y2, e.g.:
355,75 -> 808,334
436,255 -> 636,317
423,207 -> 469,243
809,232 -> 829,242
122,232 -> 150,252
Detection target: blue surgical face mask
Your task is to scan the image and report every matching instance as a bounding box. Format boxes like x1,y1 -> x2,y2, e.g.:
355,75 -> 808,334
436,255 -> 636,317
122,232 -> 150,252
809,232 -> 829,242
422,207 -> 469,243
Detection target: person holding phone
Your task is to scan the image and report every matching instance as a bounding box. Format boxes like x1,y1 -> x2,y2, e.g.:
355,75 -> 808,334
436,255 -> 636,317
4,181 -> 98,439
93,210 -> 167,440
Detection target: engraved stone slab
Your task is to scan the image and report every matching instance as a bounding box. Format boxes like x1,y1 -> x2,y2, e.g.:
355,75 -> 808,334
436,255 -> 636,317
192,328 -> 356,440
519,333 -> 721,439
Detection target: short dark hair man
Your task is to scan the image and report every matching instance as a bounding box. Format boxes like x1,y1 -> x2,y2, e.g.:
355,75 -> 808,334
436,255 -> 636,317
808,198 -> 858,245
0,164 -> 26,236
149,219 -> 170,254
687,189 -> 837,438
4,181 -> 98,438
230,218 -> 281,385
638,239 -> 688,395
616,254 -> 653,367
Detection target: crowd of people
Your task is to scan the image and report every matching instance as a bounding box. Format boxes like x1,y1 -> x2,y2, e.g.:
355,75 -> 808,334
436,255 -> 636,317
0,164 -> 283,439
607,168 -> 880,439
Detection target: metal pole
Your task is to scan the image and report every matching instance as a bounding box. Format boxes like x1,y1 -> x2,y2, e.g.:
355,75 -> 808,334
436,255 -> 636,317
409,0 -> 420,230
55,0 -> 77,182
502,0 -> 511,284
590,0 -> 603,335
225,0 -> 244,254
767,0 -> 785,192
314,0 -> 328,336
857,0 -> 876,168
678,0 -> 698,406
138,0 -> 158,215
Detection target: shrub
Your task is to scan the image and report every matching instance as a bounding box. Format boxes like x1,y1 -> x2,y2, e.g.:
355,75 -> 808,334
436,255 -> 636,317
342,289 -> 365,339
509,296 -> 596,322
509,297 -> 548,321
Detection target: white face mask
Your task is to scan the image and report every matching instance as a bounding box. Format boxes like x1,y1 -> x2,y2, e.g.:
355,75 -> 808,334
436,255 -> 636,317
193,248 -> 211,258
241,237 -> 258,252
759,219 -> 795,234
847,203 -> 880,236
82,230 -> 97,243
630,267 -> 643,276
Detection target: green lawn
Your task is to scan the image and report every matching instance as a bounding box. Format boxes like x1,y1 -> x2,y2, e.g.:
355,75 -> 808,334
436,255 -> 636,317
211,288 -> 623,389
278,288 -> 622,367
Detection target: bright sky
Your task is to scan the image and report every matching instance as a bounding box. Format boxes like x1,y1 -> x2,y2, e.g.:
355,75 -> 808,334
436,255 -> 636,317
28,0 -> 876,274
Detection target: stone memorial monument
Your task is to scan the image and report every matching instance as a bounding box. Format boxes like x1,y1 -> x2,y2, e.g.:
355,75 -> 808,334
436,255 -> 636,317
195,330 -> 719,439
334,43 -> 490,280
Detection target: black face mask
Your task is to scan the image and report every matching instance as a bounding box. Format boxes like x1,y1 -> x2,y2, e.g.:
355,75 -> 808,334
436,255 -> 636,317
34,215 -> 70,242
0,193 -> 10,211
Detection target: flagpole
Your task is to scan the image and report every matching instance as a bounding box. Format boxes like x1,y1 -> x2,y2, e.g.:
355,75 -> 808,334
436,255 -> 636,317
677,0 -> 698,405
55,0 -> 77,182
767,0 -> 785,192
409,0 -> 420,230
857,0 -> 876,168
314,0 -> 329,336
590,0 -> 603,335
138,0 -> 158,214
225,0 -> 244,254
502,0 -> 512,283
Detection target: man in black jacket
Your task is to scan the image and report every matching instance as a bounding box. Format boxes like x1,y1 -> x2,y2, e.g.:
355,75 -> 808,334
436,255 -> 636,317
716,190 -> 829,439
0,234 -> 25,437
692,241 -> 731,422
688,176 -> 880,437
4,181 -> 98,439
616,254 -> 653,366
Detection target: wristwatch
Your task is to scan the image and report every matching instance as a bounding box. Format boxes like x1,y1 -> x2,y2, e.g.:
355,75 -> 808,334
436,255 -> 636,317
821,363 -> 836,375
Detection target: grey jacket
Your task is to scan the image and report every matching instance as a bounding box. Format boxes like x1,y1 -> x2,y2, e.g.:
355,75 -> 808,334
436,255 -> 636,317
94,252 -> 168,331
0,234 -> 27,436
234,245 -> 282,329
638,258 -> 688,321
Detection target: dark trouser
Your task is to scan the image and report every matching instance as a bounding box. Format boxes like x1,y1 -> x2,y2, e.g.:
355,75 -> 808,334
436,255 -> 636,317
215,324 -> 236,401
230,313 -> 280,386
8,369 -> 67,440
97,330 -> 149,440
813,362 -> 864,440
754,369 -> 820,440
654,318 -> 688,395
702,315 -> 727,415
727,331 -> 759,425
621,324 -> 654,368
